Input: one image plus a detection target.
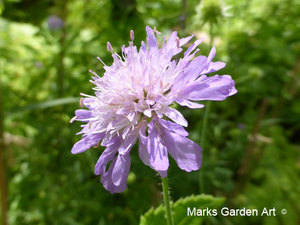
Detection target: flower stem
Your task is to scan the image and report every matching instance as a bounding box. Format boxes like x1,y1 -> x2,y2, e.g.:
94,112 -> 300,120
199,22 -> 215,193
199,101 -> 212,193
200,101 -> 211,149
162,177 -> 174,225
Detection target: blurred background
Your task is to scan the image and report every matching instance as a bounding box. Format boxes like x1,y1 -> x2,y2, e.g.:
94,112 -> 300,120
0,0 -> 300,224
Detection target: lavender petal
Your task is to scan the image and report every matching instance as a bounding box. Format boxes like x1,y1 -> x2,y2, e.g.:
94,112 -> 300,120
146,26 -> 157,48
164,107 -> 188,127
71,133 -> 104,154
147,120 -> 169,171
111,153 -> 131,186
94,139 -> 120,175
179,75 -> 237,101
158,118 -> 189,137
162,131 -> 202,172
101,157 -> 128,193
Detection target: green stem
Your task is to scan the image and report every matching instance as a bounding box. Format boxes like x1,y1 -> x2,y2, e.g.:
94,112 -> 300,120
200,101 -> 211,149
162,177 -> 174,225
199,23 -> 215,193
199,101 -> 211,193
208,23 -> 214,49
201,22 -> 214,148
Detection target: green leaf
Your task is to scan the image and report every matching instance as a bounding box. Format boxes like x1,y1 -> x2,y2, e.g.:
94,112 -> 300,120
140,194 -> 225,225
9,97 -> 80,114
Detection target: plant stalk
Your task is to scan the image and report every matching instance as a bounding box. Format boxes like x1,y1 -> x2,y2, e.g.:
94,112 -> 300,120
161,177 -> 174,225
199,23 -> 214,193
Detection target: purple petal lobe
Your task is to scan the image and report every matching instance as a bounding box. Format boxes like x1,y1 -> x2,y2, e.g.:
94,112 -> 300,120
101,157 -> 128,193
158,118 -> 188,137
71,133 -> 104,154
164,107 -> 188,127
172,56 -> 207,91
164,31 -> 178,51
202,61 -> 226,74
207,46 -> 216,62
179,75 -> 237,101
138,121 -> 149,165
71,138 -> 89,154
146,26 -> 157,48
111,154 -> 131,186
176,99 -> 205,109
147,120 -> 169,171
179,35 -> 194,47
184,39 -> 203,56
95,139 -> 120,175
75,109 -> 92,119
183,56 -> 207,83
162,131 -> 202,172
119,129 -> 138,154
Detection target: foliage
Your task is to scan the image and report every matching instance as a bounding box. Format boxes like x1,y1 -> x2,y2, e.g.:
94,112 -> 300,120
140,194 -> 225,225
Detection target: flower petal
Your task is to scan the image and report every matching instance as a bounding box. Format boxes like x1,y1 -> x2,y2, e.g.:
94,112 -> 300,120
162,131 -> 202,172
200,47 -> 226,74
172,56 -> 207,91
164,31 -> 178,51
71,139 -> 88,154
202,61 -> 226,74
207,46 -> 216,62
111,153 -> 131,186
146,26 -> 157,48
138,121 -> 150,166
118,129 -> 138,154
164,107 -> 188,127
158,118 -> 188,137
179,35 -> 194,47
184,39 -> 203,56
94,138 -> 120,175
179,75 -> 237,101
147,120 -> 169,171
71,133 -> 105,154
182,55 -> 207,83
176,99 -> 205,109
100,156 -> 129,193
75,109 -> 92,119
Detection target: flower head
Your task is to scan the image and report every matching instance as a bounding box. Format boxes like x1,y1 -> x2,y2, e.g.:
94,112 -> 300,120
47,15 -> 64,30
71,26 -> 237,193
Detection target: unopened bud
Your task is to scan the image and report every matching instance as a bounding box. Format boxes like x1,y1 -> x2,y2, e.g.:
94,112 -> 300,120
130,30 -> 134,41
176,37 -> 180,48
107,42 -> 113,52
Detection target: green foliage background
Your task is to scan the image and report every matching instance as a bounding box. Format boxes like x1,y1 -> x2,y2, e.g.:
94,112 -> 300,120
0,0 -> 299,224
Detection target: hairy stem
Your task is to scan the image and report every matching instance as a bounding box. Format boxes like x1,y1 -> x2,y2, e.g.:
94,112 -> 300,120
162,177 -> 174,225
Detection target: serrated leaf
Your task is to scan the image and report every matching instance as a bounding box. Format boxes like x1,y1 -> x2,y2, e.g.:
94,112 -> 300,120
140,194 -> 225,225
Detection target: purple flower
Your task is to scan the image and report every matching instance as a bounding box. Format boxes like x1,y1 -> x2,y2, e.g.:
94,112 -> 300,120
71,26 -> 237,193
47,15 -> 64,30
